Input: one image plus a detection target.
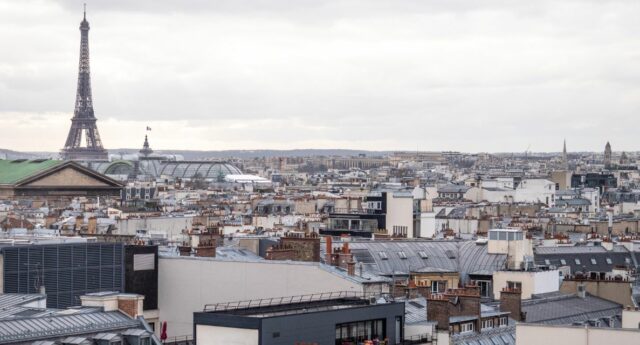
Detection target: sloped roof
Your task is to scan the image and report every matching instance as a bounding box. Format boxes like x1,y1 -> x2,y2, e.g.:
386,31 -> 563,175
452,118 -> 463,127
325,240 -> 507,280
534,245 -> 638,272
522,293 -> 622,325
0,160 -> 63,185
0,311 -> 140,344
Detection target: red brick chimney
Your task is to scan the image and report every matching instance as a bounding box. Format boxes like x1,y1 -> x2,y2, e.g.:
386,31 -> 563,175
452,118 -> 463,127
427,294 -> 451,330
347,260 -> 356,276
325,236 -> 333,264
427,286 -> 482,331
500,288 -> 525,321
337,242 -> 353,269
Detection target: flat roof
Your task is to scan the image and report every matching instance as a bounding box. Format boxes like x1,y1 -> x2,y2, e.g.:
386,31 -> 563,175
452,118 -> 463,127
202,292 -> 397,318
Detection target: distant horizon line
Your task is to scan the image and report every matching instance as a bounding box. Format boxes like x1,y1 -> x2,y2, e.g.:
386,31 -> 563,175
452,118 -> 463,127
0,147 -> 632,156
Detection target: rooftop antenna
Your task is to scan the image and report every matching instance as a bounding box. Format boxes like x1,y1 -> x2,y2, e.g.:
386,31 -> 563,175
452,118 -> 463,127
83,3 -> 86,20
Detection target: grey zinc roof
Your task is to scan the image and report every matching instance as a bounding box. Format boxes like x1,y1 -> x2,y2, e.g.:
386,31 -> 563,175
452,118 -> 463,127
327,240 -> 507,281
0,311 -> 140,344
522,294 -> 622,325
0,294 -> 46,309
438,185 -> 472,193
555,198 -> 592,207
403,298 -> 428,325
452,325 -> 516,345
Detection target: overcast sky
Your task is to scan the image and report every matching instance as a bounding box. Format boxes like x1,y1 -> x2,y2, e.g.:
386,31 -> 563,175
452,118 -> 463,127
1,0 -> 639,153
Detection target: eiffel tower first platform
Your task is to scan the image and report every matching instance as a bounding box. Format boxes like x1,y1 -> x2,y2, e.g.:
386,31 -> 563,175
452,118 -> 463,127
61,7 -> 109,161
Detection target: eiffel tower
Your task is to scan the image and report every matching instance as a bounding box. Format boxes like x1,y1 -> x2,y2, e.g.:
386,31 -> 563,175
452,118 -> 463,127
61,6 -> 108,161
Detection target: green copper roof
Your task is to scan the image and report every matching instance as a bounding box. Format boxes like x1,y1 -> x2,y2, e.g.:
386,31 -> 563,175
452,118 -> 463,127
0,159 -> 64,185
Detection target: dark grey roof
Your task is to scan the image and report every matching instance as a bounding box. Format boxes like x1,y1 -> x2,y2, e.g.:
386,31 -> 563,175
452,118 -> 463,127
325,240 -> 507,281
555,198 -> 591,207
438,185 -> 472,193
451,325 -> 516,345
447,207 -> 468,219
534,246 -> 638,273
522,293 -> 622,325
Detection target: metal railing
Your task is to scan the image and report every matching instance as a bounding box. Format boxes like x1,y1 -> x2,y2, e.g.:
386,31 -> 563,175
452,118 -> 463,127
203,291 -> 380,312
162,335 -> 193,345
401,333 -> 436,344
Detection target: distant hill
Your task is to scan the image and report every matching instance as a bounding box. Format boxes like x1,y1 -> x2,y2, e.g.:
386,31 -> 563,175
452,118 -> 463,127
0,148 -> 391,160
0,149 -> 57,160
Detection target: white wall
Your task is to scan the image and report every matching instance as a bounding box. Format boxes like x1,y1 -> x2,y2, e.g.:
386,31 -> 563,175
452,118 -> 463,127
158,257 -> 364,337
516,323 -> 640,345
481,189 -> 514,203
419,212 -> 436,238
493,269 -> 559,299
385,193 -> 414,238
196,325 -> 258,345
514,179 -> 555,206
116,217 -> 193,239
622,309 -> 640,329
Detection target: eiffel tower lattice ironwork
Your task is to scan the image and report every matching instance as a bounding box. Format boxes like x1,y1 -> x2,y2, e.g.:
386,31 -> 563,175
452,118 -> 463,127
61,6 -> 108,161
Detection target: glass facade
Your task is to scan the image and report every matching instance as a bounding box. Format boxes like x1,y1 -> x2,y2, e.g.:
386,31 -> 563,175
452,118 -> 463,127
328,218 -> 378,232
335,319 -> 386,345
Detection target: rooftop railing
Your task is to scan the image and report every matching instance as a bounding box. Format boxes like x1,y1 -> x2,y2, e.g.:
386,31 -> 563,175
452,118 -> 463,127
203,291 -> 382,312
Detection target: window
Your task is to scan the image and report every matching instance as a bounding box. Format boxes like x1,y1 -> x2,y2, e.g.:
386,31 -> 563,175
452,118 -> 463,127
431,281 -> 447,293
606,258 -> 612,264
398,251 -> 407,259
575,258 -> 581,265
460,322 -> 475,333
139,338 -> 150,345
544,259 -> 551,265
560,259 -> 567,265
272,332 -> 280,338
499,317 -> 508,327
336,319 -> 386,345
477,280 -> 491,298
379,252 -> 388,260
395,316 -> 403,344
489,231 -> 498,240
590,258 -> 597,265
418,251 -> 428,259
507,281 -> 522,290
133,254 -> 155,271
481,319 -> 494,329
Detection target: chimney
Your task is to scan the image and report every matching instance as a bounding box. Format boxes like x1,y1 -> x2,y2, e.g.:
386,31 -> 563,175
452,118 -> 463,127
87,217 -> 97,234
500,288 -> 525,321
577,282 -> 586,299
338,242 -> 353,269
427,295 -> 451,330
81,293 -> 144,319
74,216 -> 83,231
342,242 -> 350,254
347,260 -> 356,276
195,238 -> 217,258
325,236 -> 333,264
117,294 -> 145,319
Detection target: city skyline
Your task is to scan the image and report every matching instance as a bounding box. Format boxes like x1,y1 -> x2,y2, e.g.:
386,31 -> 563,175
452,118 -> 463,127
1,0 -> 639,153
